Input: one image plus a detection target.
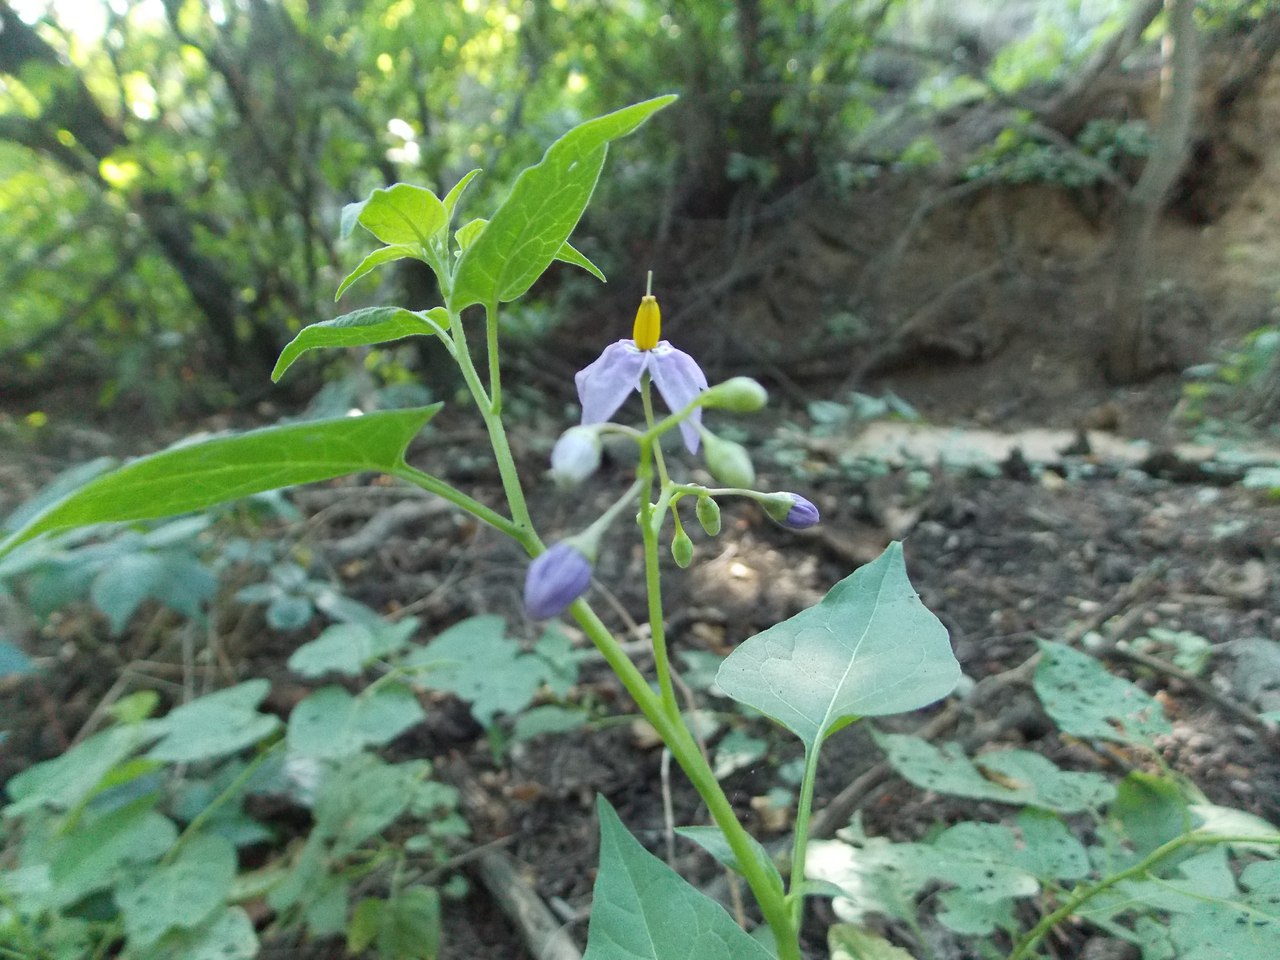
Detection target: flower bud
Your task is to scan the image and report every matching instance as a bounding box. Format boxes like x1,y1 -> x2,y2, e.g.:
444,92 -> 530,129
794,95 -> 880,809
524,543 -> 593,619
701,430 -> 756,489
671,527 -> 694,568
762,492 -> 820,530
695,496 -> 721,536
549,426 -> 602,487
700,377 -> 768,413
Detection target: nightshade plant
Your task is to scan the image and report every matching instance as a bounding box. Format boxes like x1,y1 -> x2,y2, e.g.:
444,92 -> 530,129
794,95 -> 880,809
0,93 -> 966,959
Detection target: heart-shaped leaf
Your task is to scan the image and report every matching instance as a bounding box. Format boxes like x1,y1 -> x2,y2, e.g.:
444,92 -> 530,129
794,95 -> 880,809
716,542 -> 959,750
583,796 -> 774,960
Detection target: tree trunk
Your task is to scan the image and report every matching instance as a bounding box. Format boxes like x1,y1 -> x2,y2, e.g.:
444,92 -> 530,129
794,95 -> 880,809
1104,0 -> 1199,384
0,1 -> 259,377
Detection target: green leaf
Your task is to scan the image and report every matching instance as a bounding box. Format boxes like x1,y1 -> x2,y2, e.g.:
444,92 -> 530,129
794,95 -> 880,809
312,755 -> 423,852
1111,771 -> 1192,856
349,888 -> 441,960
146,680 -> 282,763
675,825 -> 785,900
454,217 -> 487,252
511,705 -> 589,741
0,407 -> 440,558
442,168 -> 481,222
117,834 -> 237,948
335,245 -> 421,300
828,924 -> 918,960
583,796 -> 774,960
6,724 -> 154,815
272,307 -> 449,382
90,550 -> 216,635
1034,640 -> 1171,747
400,615 -> 551,727
346,183 -> 446,246
872,731 -> 1114,813
711,729 -> 768,780
48,798 -> 177,908
1167,859 -> 1280,960
451,95 -> 675,310
286,684 -> 424,759
287,618 -> 418,678
555,240 -> 606,282
161,907 -> 258,960
716,543 -> 960,751
1012,809 -> 1089,881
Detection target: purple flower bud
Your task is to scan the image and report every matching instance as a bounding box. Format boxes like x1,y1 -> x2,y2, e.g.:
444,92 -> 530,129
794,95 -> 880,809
763,493 -> 820,530
784,495 -> 820,529
523,543 -> 593,619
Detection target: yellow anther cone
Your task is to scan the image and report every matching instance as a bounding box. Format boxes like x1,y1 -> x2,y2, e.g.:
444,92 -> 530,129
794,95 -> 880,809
632,295 -> 660,351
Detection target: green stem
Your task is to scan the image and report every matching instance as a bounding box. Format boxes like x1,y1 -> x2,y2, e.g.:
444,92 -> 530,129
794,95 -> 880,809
640,378 -> 671,489
390,464 -> 520,539
165,741 -> 282,863
637,379 -> 677,720
448,307 -> 535,537
485,298 -> 502,415
569,600 -> 801,960
787,745 -> 821,928
640,496 -> 679,721
1007,833 -> 1280,960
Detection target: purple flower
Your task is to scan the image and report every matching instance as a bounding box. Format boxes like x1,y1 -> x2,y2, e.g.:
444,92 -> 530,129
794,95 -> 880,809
763,493 -> 820,530
523,543 -> 593,619
574,294 -> 708,453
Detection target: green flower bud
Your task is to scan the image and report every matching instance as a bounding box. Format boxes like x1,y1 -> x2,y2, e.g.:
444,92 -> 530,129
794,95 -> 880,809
695,496 -> 722,536
700,376 -> 768,412
671,526 -> 694,568
701,430 -> 756,489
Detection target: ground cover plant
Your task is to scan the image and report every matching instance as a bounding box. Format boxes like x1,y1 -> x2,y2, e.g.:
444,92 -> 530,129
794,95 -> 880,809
2,96 -> 1279,960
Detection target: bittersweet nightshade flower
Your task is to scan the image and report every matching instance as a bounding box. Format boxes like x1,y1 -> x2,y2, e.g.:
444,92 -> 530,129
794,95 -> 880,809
763,493 -> 820,530
524,543 -> 593,619
575,293 -> 708,454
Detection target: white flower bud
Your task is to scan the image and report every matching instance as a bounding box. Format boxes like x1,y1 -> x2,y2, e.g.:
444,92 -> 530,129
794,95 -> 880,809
550,426 -> 602,487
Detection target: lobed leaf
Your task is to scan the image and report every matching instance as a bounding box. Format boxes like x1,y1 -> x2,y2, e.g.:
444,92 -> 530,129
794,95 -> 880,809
872,731 -> 1114,813
146,680 -> 282,763
583,796 -> 774,960
716,542 -> 960,751
0,406 -> 440,558
272,307 -> 449,381
1034,640 -> 1171,747
117,834 -> 237,948
451,95 -> 674,310
286,684 -> 424,759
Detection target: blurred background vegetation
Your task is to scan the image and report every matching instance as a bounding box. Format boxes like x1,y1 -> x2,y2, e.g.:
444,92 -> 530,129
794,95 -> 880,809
3,0 -> 1280,425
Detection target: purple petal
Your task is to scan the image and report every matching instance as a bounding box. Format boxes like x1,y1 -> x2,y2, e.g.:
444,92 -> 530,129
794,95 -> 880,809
575,341 -> 648,426
524,543 -> 593,619
781,495 -> 820,529
648,343 -> 708,453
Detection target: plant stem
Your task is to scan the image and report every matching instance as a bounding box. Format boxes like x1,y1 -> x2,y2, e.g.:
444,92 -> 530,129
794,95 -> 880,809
448,307 -> 535,537
636,381 -> 678,720
165,741 -> 282,863
485,298 -> 502,414
787,745 -> 821,928
1007,833 -> 1280,960
389,464 -> 519,539
569,600 -> 802,960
